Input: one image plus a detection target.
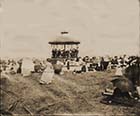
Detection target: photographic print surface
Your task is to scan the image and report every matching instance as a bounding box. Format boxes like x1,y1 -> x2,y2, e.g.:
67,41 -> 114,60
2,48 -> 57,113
0,0 -> 140,115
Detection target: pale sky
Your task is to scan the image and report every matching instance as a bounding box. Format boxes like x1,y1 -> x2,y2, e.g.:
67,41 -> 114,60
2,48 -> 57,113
0,0 -> 139,58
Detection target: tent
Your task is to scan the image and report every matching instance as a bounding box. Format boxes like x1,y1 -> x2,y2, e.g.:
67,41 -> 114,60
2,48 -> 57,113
22,58 -> 34,77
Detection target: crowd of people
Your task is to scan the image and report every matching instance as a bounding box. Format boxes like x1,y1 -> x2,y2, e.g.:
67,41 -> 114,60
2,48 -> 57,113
64,55 -> 140,74
52,48 -> 79,58
1,55 -> 139,85
0,55 -> 139,75
1,55 -> 140,100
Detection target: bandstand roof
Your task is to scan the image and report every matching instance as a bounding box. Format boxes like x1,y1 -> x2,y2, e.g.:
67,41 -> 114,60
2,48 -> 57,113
48,33 -> 80,45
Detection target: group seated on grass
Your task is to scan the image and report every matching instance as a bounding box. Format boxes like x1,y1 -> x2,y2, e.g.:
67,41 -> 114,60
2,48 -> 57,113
0,55 -> 139,75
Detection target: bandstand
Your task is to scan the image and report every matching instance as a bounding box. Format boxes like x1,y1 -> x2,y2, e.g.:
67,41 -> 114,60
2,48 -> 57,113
48,32 -> 80,59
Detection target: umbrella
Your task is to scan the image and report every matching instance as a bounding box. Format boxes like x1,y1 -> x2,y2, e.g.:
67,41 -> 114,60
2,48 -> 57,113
111,77 -> 134,92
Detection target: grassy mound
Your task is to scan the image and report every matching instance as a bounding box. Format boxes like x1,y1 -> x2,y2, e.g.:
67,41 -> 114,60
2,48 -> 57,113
1,70 -> 140,115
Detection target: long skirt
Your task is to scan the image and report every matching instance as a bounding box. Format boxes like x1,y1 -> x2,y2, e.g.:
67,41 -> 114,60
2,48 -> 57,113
40,69 -> 54,84
115,67 -> 123,76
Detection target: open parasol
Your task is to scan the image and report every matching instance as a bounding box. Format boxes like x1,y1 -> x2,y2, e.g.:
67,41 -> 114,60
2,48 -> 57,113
111,77 -> 134,92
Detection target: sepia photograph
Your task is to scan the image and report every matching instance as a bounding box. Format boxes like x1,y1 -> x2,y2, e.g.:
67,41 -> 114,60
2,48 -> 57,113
0,0 -> 140,115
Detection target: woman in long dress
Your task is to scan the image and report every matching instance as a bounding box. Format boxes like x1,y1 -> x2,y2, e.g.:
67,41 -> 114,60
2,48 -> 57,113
115,65 -> 123,76
40,61 -> 54,84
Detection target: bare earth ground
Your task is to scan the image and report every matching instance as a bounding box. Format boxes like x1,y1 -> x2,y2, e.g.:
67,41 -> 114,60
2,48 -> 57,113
2,70 -> 140,116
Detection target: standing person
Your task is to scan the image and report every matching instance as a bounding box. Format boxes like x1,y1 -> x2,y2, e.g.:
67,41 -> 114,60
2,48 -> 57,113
100,57 -> 105,71
115,63 -> 123,76
66,60 -> 70,70
17,59 -> 22,74
52,49 -> 55,58
81,61 -> 87,73
40,59 -> 54,84
57,49 -> 61,58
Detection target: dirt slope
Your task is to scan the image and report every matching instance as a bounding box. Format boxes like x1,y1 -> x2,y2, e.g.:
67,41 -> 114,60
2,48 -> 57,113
1,70 -> 140,115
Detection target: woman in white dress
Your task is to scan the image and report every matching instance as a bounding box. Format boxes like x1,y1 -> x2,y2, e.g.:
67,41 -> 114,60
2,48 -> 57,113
115,64 -> 123,76
40,60 -> 54,84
